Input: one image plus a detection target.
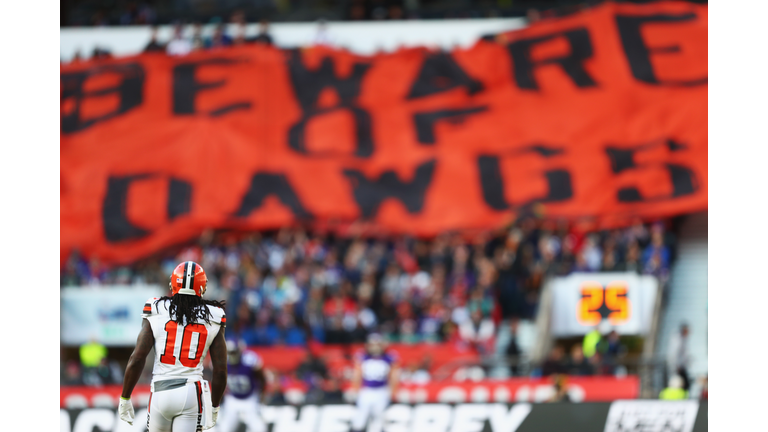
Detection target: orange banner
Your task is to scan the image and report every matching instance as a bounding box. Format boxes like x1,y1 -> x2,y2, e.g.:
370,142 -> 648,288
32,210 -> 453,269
61,1 -> 707,265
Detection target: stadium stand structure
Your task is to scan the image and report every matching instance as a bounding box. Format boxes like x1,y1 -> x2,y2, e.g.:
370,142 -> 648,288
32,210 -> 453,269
656,211 -> 708,393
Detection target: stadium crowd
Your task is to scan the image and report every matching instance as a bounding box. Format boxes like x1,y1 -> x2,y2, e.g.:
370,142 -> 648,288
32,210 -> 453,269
62,217 -> 674,346
63,0 -> 610,27
62,0 -> 629,63
61,216 -> 675,397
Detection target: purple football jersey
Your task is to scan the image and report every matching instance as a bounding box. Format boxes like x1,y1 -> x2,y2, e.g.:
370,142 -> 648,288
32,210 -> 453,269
226,351 -> 262,399
358,352 -> 396,388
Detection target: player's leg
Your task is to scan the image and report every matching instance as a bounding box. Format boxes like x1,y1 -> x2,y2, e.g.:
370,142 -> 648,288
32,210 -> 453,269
147,387 -> 184,432
368,389 -> 390,432
217,395 -> 241,432
170,382 -> 206,432
350,388 -> 373,432
241,395 -> 266,432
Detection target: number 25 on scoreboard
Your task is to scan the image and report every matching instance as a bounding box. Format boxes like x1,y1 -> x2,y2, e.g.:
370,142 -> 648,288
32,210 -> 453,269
577,281 -> 631,326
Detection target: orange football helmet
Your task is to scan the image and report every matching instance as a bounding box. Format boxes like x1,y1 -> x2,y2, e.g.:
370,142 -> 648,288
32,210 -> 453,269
169,261 -> 208,297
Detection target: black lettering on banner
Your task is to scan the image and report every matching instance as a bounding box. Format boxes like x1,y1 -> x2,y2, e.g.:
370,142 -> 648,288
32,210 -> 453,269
102,174 -> 193,242
407,52 -> 484,99
61,63 -> 145,134
413,106 -> 488,145
167,178 -> 193,221
343,160 -> 436,218
477,146 -> 573,211
506,28 -> 597,91
286,49 -> 373,157
172,58 -> 252,116
616,13 -> 707,86
231,172 -> 314,219
102,174 -> 154,242
605,138 -> 699,202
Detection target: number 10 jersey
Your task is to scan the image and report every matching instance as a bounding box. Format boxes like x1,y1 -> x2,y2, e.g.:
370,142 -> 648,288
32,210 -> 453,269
142,297 -> 227,382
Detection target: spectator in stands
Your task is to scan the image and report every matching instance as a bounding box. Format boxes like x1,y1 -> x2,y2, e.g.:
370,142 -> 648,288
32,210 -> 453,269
601,330 -> 626,368
459,309 -> 495,355
589,351 -> 611,376
643,224 -> 671,274
541,345 -> 567,376
80,337 -> 107,369
136,3 -> 156,25
323,289 -> 357,344
566,345 -> 594,376
323,377 -> 345,403
166,23 -> 192,56
348,1 -> 367,20
667,323 -> 692,392
297,345 -> 329,382
143,26 -> 165,52
389,4 -> 404,20
400,359 -> 431,385
626,218 -> 650,249
370,0 -> 388,20
206,23 -> 232,49
304,285 -> 326,341
62,360 -> 84,386
84,357 -> 122,385
659,375 -> 688,400
624,240 -> 643,274
581,234 -> 603,272
229,8 -> 249,45
441,320 -> 462,349
250,19 -> 274,45
191,22 -> 205,51
232,21 -> 247,46
466,286 -> 494,318
418,297 -> 447,343
505,319 -> 523,376
583,325 -> 602,359
119,1 -> 138,25
552,233 -> 577,276
265,311 -> 305,346
313,19 -> 335,47
91,9 -> 110,26
600,252 -> 620,272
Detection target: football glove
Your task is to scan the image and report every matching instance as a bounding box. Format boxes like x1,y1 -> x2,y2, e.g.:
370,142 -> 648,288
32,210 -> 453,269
205,406 -> 220,430
118,397 -> 135,425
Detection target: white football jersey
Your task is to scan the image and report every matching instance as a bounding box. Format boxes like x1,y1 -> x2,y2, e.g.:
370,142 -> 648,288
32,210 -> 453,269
142,297 -> 226,382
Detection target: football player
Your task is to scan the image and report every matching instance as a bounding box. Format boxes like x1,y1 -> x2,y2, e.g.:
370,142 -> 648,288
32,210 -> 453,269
350,333 -> 400,432
118,261 -> 228,432
217,339 -> 268,432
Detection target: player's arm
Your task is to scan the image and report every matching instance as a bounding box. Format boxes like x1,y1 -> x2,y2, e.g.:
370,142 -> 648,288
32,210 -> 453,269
209,327 -> 228,407
253,365 -> 268,404
388,359 -> 401,397
121,319 -> 155,399
351,357 -> 363,394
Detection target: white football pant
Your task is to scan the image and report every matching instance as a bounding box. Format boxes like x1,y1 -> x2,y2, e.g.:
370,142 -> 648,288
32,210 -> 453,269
217,393 -> 266,432
147,382 -> 204,432
351,387 -> 390,432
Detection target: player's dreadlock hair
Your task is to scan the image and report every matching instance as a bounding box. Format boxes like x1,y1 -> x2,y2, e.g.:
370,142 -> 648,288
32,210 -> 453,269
154,294 -> 226,325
